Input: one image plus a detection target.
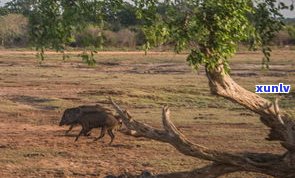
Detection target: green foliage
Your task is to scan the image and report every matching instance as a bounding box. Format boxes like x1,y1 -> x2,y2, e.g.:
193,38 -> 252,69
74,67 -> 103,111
11,0 -> 293,70
250,0 -> 286,69
108,2 -> 138,30
28,0 -> 122,61
0,7 -> 9,16
4,0 -> 37,16
133,1 -> 170,53
79,51 -> 97,66
35,47 -> 44,63
134,0 -> 293,72
287,25 -> 295,38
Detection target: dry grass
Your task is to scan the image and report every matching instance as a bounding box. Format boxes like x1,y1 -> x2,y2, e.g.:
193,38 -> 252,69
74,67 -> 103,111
0,49 -> 294,177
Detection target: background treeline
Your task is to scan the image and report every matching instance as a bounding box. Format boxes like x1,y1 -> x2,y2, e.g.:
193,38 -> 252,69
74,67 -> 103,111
0,0 -> 294,50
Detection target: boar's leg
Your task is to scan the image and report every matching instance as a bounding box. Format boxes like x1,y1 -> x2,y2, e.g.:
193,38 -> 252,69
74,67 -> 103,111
75,129 -> 83,141
94,127 -> 106,141
84,131 -> 91,136
75,124 -> 91,141
66,124 -> 75,134
107,129 -> 115,145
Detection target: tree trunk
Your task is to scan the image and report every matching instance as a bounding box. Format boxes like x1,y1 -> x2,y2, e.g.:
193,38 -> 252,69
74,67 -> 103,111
108,62 -> 295,177
206,65 -> 295,155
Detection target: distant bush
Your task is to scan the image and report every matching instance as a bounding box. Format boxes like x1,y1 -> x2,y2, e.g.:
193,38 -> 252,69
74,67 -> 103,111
101,28 -> 137,49
272,30 -> 292,46
103,30 -> 118,47
287,25 -> 295,44
74,26 -> 137,49
74,25 -> 103,48
0,12 -> 293,50
116,29 -> 136,48
0,14 -> 28,47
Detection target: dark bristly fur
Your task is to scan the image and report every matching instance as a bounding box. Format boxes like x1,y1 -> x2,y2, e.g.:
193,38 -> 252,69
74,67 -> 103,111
59,104 -> 123,144
75,111 -> 122,145
59,105 -> 112,135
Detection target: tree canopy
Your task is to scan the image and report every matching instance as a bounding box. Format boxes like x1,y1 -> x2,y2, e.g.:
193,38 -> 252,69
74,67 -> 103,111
10,0 -> 291,70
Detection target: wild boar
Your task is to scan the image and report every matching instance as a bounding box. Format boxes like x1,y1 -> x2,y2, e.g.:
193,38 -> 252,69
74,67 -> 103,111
75,111 -> 122,145
59,105 -> 112,135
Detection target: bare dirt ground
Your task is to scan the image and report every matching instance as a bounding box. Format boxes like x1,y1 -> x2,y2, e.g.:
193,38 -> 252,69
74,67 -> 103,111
0,50 -> 294,177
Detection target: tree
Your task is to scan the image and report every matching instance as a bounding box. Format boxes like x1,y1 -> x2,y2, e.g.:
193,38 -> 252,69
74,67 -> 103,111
19,0 -> 295,177
287,24 -> 295,43
0,7 -> 9,16
4,0 -> 37,16
106,1 -> 138,31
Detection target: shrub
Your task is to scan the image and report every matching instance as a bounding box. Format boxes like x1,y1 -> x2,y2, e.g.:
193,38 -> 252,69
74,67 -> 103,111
0,13 -> 28,47
116,29 -> 136,48
74,25 -> 103,48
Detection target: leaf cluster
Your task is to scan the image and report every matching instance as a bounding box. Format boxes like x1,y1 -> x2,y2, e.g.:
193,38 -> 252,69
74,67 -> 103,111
11,0 -> 294,68
134,0 -> 293,72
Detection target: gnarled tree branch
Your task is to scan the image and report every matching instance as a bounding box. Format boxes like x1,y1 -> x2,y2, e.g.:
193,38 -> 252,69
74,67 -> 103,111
110,98 -> 295,177
206,66 -> 295,153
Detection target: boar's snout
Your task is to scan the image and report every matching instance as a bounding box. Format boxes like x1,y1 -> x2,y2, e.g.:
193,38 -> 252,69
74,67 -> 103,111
59,119 -> 66,126
59,113 -> 67,126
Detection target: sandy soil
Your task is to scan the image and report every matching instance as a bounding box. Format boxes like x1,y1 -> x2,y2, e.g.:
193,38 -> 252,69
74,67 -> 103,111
0,50 -> 294,178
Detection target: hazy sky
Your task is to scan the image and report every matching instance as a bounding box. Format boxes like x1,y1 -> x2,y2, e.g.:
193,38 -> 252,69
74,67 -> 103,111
0,0 -> 294,17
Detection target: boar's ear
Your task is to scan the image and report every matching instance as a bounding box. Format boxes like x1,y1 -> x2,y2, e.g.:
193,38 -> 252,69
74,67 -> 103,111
74,107 -> 81,114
